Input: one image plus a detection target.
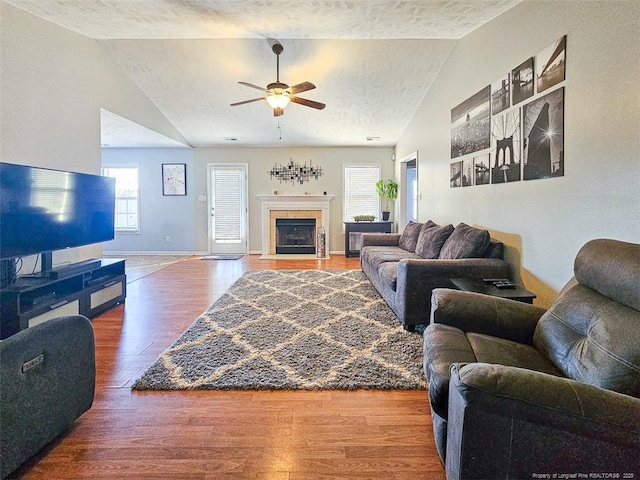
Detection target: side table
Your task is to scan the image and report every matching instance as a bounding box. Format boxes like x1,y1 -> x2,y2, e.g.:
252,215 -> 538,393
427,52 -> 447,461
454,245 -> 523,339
450,277 -> 536,304
344,221 -> 393,257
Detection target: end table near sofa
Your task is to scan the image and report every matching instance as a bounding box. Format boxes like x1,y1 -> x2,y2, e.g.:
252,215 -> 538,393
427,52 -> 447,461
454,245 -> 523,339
450,277 -> 537,304
344,221 -> 393,258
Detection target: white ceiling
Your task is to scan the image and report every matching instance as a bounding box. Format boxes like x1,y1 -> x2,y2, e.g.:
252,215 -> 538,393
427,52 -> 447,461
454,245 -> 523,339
6,0 -> 524,148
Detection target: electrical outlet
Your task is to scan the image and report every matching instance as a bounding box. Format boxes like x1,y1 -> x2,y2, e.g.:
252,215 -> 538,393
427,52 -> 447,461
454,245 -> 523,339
166,236 -> 171,242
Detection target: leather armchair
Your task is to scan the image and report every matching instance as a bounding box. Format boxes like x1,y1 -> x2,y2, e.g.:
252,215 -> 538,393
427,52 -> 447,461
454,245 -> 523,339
423,239 -> 640,479
0,315 -> 95,479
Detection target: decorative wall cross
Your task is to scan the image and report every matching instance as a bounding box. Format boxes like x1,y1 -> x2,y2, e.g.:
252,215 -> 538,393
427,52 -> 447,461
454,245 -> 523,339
269,158 -> 324,185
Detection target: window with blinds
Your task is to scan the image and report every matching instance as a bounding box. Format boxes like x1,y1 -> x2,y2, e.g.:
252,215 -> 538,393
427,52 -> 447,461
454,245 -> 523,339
343,164 -> 381,222
102,166 -> 139,233
212,168 -> 243,243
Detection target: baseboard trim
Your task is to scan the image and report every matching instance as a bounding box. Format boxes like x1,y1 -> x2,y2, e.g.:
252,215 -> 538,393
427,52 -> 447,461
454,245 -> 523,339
104,250 -> 347,257
104,251 -> 208,256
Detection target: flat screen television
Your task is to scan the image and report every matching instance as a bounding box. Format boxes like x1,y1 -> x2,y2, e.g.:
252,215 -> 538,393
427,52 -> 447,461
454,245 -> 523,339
0,162 -> 116,264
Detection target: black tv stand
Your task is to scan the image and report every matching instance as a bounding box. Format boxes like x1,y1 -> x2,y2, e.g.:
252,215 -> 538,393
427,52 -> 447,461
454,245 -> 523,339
21,259 -> 103,280
0,258 -> 126,339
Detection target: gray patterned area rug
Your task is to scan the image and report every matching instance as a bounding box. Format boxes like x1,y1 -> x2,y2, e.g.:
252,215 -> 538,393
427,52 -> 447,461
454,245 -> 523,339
132,270 -> 426,391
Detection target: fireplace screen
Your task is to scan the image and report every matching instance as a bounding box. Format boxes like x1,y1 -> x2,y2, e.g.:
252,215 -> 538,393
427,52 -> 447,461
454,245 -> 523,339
275,218 -> 316,254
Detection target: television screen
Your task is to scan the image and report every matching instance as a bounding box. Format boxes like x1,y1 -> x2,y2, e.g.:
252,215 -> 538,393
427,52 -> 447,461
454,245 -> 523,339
0,162 -> 116,260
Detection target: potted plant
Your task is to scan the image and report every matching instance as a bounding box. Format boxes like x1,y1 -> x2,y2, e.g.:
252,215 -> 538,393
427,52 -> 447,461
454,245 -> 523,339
375,179 -> 398,221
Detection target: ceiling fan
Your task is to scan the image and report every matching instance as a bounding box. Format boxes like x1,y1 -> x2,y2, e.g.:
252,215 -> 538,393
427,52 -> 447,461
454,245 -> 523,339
230,42 -> 326,117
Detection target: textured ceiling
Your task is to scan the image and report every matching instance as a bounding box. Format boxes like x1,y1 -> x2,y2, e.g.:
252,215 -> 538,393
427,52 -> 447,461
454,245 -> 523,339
6,0 -> 524,147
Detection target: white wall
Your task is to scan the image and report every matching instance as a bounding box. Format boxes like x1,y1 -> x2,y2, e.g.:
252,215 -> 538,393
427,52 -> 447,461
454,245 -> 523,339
103,146 -> 394,256
0,3 -> 188,266
395,0 -> 640,307
102,148 -> 195,254
193,147 -> 395,254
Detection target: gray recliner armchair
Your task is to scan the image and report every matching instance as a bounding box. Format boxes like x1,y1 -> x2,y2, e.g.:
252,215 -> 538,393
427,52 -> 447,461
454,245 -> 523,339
0,315 -> 95,479
423,238 -> 640,479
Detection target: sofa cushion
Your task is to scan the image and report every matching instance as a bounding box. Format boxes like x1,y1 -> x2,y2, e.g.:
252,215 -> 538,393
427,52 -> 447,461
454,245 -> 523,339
424,323 -> 561,419
416,223 -> 454,259
439,223 -> 490,259
398,221 -> 423,252
360,246 -> 421,269
377,262 -> 399,291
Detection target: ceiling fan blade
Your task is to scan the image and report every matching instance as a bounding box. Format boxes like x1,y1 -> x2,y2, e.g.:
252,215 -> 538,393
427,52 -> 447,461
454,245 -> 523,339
288,82 -> 316,95
290,96 -> 326,110
238,81 -> 268,92
230,97 -> 265,106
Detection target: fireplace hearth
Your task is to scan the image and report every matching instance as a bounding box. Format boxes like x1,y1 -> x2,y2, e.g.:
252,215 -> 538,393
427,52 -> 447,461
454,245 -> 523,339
276,218 -> 316,254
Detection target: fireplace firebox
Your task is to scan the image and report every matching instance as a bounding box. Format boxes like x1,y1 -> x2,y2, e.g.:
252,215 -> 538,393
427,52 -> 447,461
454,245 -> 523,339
275,218 -> 316,254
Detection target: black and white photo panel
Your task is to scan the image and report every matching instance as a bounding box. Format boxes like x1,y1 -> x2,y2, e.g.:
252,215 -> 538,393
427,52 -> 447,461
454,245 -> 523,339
491,73 -> 510,115
474,153 -> 491,186
450,161 -> 463,188
461,157 -> 474,187
522,87 -> 565,180
512,57 -> 535,105
536,35 -> 566,93
491,109 -> 522,184
451,86 -> 491,159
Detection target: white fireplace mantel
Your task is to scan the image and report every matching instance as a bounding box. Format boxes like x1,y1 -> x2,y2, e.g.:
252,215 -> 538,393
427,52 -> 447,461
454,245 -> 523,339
257,195 -> 334,257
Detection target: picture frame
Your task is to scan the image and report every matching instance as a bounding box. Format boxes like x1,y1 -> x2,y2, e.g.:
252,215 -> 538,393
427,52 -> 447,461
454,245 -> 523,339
536,35 -> 566,93
450,85 -> 491,159
512,57 -> 535,105
522,87 -> 565,180
491,73 -> 510,115
162,163 -> 187,196
490,109 -> 521,184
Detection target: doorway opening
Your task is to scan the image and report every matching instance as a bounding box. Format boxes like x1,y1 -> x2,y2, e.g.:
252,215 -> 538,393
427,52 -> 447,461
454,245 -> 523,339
399,151 -> 418,231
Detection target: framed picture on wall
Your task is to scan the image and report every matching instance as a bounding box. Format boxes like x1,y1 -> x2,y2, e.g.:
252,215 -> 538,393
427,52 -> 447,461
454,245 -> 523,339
461,157 -> 474,187
536,35 -> 566,93
522,87 -> 565,180
491,110 -> 522,184
450,161 -> 463,188
512,57 -> 534,105
474,153 -> 491,185
491,73 -> 510,115
450,85 -> 491,159
162,163 -> 187,195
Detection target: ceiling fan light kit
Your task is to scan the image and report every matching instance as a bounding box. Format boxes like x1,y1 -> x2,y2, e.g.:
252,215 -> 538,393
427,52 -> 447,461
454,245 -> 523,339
231,42 -> 325,117
266,92 -> 290,109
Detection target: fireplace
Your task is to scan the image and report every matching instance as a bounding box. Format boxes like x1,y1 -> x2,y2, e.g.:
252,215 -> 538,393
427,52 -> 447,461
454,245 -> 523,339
275,218 -> 316,254
257,195 -> 334,258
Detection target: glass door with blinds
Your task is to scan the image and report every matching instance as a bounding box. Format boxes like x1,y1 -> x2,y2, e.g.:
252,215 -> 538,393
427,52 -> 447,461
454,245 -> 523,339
207,164 -> 248,254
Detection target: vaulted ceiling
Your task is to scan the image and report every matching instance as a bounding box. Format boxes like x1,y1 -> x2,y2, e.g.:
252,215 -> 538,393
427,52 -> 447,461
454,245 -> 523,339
6,0 -> 523,147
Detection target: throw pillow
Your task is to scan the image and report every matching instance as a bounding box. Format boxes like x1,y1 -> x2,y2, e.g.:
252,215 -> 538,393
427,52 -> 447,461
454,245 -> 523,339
423,219 -> 438,230
439,223 -> 491,259
415,223 -> 454,259
398,221 -> 423,252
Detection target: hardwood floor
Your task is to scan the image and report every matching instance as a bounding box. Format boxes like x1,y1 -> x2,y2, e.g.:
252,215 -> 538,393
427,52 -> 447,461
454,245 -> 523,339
12,255 -> 445,479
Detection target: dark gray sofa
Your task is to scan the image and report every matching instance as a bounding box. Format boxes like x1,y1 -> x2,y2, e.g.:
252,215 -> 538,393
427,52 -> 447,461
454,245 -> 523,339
0,315 -> 95,479
423,238 -> 640,479
360,221 -> 510,330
